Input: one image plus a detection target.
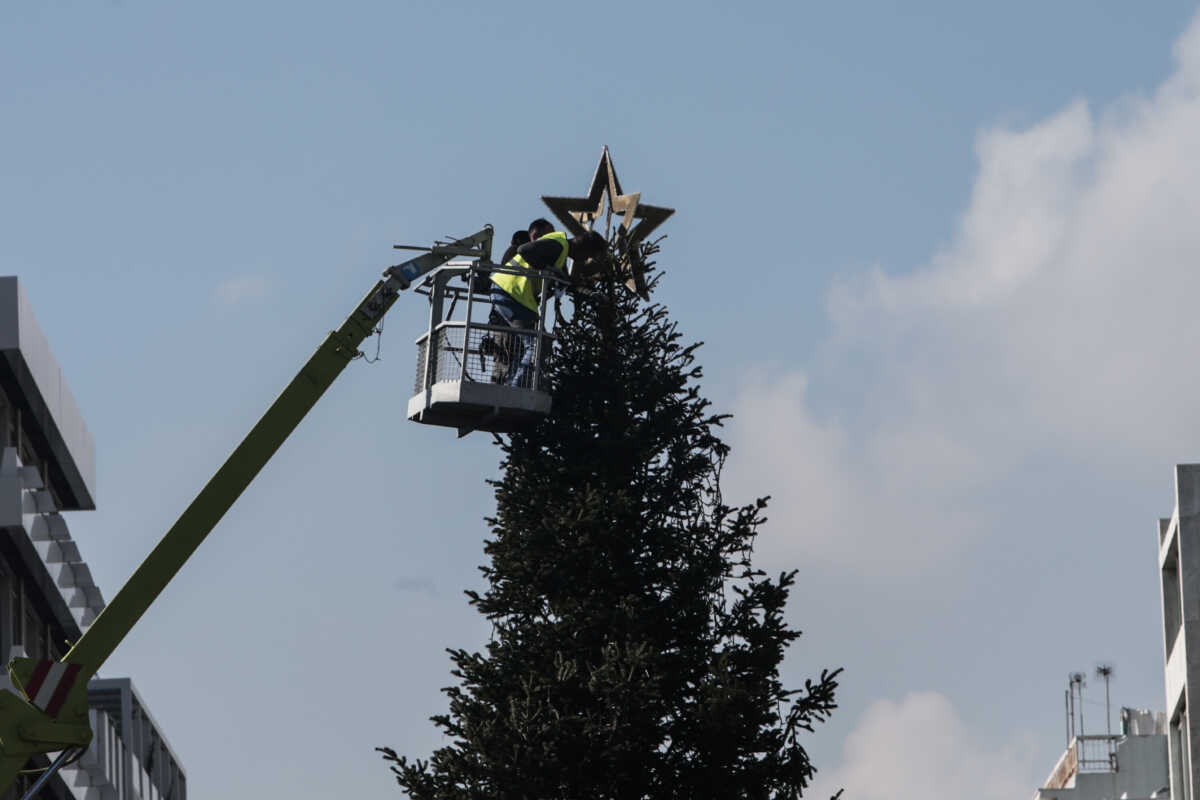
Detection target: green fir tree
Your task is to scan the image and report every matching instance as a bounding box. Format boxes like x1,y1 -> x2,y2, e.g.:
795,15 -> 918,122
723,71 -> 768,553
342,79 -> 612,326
379,235 -> 841,799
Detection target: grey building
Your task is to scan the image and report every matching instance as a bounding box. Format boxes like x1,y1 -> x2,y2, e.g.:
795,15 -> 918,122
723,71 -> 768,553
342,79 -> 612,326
1158,464 -> 1200,800
0,277 -> 185,800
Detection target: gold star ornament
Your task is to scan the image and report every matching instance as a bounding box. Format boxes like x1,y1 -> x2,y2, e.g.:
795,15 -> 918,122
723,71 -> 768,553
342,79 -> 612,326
542,146 -> 674,297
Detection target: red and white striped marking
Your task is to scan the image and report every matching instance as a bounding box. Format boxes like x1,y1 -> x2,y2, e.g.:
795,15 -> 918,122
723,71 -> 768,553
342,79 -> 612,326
23,661 -> 82,717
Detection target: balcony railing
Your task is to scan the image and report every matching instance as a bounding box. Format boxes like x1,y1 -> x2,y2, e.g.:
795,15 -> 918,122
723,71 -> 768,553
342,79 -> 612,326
1042,735 -> 1118,790
1075,735 -> 1119,772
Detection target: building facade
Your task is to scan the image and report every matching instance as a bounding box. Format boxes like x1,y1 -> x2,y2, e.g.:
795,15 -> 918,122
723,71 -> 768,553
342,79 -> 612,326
1158,464 -> 1200,800
0,277 -> 185,799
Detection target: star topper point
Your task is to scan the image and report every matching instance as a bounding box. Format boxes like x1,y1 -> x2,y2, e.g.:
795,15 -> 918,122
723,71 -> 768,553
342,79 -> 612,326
542,146 -> 674,296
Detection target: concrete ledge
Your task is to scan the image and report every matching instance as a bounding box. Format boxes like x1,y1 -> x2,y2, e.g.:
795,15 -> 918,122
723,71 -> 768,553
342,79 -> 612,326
0,277 -> 95,510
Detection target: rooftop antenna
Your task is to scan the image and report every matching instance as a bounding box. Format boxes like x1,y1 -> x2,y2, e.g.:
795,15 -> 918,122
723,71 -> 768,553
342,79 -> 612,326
1096,664 -> 1114,737
1065,688 -> 1071,745
1070,672 -> 1087,738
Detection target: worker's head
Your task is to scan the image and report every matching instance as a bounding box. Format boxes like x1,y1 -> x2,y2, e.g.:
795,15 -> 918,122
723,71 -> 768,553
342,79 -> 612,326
510,229 -> 530,248
528,218 -> 555,240
569,231 -> 607,262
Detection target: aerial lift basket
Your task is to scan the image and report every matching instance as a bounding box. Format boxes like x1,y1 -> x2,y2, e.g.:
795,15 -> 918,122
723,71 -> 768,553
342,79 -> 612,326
407,261 -> 566,437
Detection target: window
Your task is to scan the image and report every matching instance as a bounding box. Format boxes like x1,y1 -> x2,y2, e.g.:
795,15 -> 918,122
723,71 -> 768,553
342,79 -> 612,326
1164,538 -> 1183,657
1173,700 -> 1191,800
0,390 -> 9,448
0,564 -> 9,660
24,606 -> 42,660
9,575 -> 21,650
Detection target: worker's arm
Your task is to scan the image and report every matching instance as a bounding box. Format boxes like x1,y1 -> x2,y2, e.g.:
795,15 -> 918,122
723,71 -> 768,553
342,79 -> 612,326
514,238 -> 566,270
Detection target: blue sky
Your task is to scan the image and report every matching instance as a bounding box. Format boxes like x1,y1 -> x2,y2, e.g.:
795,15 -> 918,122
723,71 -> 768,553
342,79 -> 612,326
6,2 -> 1200,797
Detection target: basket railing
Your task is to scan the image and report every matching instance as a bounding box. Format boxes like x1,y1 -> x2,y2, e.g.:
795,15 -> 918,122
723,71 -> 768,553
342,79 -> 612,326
412,262 -> 567,395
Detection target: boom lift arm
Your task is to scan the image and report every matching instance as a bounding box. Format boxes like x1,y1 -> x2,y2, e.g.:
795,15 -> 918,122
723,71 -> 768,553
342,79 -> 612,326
0,227 -> 494,796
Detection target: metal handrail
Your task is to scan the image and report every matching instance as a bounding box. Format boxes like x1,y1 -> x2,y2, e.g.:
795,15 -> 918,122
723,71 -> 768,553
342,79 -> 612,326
413,321 -> 556,345
1074,735 -> 1119,773
413,262 -> 571,293
434,318 -> 556,336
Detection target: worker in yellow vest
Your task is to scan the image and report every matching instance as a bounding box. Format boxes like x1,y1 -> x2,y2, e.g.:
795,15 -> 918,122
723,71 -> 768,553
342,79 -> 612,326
488,224 -> 606,386
474,219 -> 553,294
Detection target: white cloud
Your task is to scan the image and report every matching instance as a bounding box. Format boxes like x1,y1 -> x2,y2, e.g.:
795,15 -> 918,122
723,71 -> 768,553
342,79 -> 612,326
810,692 -> 1035,800
727,12 -> 1200,576
724,371 -> 981,575
214,275 -> 270,305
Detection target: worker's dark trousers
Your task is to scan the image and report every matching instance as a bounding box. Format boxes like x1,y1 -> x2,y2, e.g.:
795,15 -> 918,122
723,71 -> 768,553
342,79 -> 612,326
488,288 -> 537,387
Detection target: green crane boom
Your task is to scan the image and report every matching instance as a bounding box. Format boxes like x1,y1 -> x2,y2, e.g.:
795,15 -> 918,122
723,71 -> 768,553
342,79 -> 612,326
0,227 -> 494,797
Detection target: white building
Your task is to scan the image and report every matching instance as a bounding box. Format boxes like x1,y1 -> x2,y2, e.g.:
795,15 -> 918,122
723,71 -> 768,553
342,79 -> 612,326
1158,465 -> 1200,800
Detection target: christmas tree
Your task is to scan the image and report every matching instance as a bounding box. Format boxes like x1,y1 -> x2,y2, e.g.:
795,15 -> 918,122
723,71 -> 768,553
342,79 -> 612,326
379,236 -> 840,799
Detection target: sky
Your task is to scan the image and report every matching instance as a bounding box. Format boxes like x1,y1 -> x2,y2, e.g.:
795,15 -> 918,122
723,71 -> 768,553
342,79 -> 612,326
5,1 -> 1200,797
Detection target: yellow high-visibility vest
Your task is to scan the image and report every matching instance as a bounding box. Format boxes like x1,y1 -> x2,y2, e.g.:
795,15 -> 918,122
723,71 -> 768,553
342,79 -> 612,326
491,231 -> 569,312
